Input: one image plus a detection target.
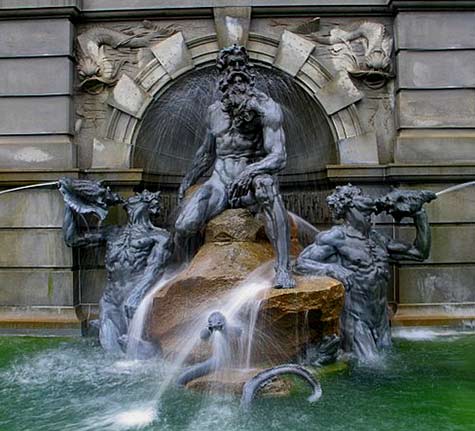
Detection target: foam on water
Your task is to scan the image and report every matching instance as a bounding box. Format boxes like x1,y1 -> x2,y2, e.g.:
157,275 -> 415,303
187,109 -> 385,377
392,327 -> 475,341
1,335 -> 475,431
113,406 -> 157,429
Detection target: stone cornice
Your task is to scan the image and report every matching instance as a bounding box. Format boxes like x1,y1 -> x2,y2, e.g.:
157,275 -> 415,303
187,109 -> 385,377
326,163 -> 475,183
1,1 -> 474,20
0,0 -> 81,19
2,165 -> 474,189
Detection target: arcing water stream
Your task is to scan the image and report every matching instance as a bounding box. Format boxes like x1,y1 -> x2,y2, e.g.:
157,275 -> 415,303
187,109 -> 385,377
435,180 -> 475,196
0,181 -> 58,197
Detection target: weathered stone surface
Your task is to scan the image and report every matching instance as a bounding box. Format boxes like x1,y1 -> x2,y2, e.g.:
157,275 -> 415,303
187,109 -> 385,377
395,12 -> 475,50
0,19 -> 73,57
338,132 -> 379,164
205,208 -> 265,243
254,276 -> 344,362
186,368 -> 292,396
0,58 -> 73,96
0,135 -> 76,169
151,32 -> 194,79
397,51 -> 475,89
397,90 -> 475,129
214,7 -> 251,48
91,137 -> 131,168
273,30 -> 315,77
108,75 -> 151,119
395,130 -> 475,163
0,229 -> 72,268
398,265 -> 475,304
315,71 -> 363,115
0,189 -> 63,228
0,269 -> 74,306
0,96 -> 73,135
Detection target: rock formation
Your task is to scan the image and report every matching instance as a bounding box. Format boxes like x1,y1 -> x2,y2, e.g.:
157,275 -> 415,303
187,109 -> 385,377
149,208 -> 344,365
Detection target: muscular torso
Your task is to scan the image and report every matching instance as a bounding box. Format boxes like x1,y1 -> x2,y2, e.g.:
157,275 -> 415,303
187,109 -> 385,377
318,226 -> 390,325
340,228 -> 389,325
104,225 -> 160,284
208,99 -> 265,184
336,228 -> 389,284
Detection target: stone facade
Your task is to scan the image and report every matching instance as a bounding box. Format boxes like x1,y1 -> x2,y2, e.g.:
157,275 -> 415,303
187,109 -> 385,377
0,1 -> 474,333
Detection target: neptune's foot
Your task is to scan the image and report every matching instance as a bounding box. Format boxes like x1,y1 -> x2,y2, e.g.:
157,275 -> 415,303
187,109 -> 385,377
274,268 -> 296,289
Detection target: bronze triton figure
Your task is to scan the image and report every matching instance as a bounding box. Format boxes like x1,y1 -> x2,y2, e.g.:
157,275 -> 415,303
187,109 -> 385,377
59,177 -> 172,354
295,185 -> 436,361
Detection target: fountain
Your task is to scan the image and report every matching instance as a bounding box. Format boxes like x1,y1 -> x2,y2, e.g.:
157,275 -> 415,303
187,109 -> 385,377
1,5 -> 475,430
37,45 -> 439,411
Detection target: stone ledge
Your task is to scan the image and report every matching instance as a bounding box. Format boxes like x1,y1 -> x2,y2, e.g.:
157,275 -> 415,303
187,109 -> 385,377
392,303 -> 475,327
326,163 -> 475,183
0,169 -> 78,186
0,305 -> 83,336
0,169 -> 147,187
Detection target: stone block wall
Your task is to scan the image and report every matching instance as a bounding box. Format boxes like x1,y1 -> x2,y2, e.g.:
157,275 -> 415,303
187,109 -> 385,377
395,11 -> 475,163
0,1 -> 474,333
0,18 -> 75,169
392,10 -> 475,324
0,9 -> 79,333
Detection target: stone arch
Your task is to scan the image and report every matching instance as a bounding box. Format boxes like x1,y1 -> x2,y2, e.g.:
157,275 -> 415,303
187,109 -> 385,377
91,31 -> 375,170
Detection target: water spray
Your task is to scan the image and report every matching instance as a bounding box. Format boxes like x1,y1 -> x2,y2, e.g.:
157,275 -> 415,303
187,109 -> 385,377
0,181 -> 59,197
436,181 -> 475,196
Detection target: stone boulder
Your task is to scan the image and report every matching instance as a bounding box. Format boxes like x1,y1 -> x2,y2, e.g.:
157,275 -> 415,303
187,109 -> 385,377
149,209 -> 274,357
148,208 -> 344,365
253,276 -> 344,363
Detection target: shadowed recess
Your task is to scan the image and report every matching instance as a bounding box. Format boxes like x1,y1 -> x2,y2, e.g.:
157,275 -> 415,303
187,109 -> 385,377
133,66 -> 336,177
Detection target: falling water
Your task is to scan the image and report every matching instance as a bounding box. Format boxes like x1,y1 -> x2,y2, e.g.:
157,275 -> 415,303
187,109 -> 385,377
126,269 -> 183,359
436,180 -> 475,196
153,262 -> 274,402
0,181 -> 58,197
217,262 -> 274,370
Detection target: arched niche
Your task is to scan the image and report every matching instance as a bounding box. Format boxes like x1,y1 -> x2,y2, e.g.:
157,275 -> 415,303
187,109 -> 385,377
133,65 -> 336,179
91,32 -> 373,175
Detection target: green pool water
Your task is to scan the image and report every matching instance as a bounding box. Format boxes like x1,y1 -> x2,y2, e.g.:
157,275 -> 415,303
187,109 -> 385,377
0,331 -> 474,431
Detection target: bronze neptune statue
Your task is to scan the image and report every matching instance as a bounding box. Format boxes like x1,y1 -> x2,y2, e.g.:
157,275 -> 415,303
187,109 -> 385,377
174,45 -> 295,288
295,185 -> 436,361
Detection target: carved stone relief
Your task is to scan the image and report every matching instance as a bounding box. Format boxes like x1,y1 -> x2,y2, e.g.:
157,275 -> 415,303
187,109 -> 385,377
308,21 -> 394,89
269,17 -> 321,35
76,21 -> 176,94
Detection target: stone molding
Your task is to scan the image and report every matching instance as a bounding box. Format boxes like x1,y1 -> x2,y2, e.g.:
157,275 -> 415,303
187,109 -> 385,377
2,164 -> 474,189
94,30 -> 373,170
3,1 -> 475,19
